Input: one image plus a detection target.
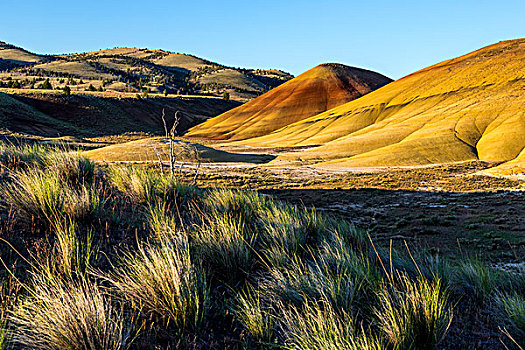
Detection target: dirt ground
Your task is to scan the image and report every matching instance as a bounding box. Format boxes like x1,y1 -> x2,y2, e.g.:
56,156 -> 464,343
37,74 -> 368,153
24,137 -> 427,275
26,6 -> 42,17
177,160 -> 525,263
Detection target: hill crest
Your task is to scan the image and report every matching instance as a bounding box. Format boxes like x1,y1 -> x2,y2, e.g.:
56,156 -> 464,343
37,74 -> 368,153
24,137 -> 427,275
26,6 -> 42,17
185,63 -> 392,140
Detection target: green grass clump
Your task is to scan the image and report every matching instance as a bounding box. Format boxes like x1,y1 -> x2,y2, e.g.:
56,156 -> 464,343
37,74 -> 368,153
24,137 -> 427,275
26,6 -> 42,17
454,259 -> 500,300
146,201 -> 179,240
10,273 -> 137,350
108,166 -> 199,206
375,274 -> 452,350
44,151 -> 95,185
204,188 -> 270,222
279,300 -> 384,350
53,221 -> 98,277
193,212 -> 254,283
2,170 -> 100,226
234,287 -> 275,344
0,142 -> 47,170
496,291 -> 525,338
103,237 -> 209,332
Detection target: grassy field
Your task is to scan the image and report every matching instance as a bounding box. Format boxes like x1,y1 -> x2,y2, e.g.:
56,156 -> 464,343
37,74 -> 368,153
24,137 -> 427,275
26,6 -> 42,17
0,141 -> 523,349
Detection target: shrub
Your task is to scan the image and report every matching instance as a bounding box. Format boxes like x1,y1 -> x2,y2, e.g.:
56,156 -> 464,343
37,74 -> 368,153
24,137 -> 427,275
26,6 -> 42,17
103,237 -> 209,332
62,85 -> 71,95
38,78 -> 52,90
10,273 -> 137,350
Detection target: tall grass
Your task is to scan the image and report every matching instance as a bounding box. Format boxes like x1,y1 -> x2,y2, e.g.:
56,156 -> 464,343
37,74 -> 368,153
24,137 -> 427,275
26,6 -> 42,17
146,201 -> 179,240
279,300 -> 384,350
44,151 -> 95,185
193,212 -> 254,283
204,188 -> 270,222
108,166 -> 199,206
53,220 -> 98,277
234,287 -> 275,343
496,292 -> 525,338
0,142 -> 95,186
108,166 -> 158,205
10,272 -> 137,350
455,259 -> 500,300
102,237 -> 209,332
0,142 -> 47,170
1,169 -> 101,226
374,274 -> 452,349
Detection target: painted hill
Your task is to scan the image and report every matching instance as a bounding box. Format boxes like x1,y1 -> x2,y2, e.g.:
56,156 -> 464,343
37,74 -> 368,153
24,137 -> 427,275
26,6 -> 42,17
185,63 -> 392,141
0,42 -> 293,100
84,137 -> 274,164
242,39 -> 525,173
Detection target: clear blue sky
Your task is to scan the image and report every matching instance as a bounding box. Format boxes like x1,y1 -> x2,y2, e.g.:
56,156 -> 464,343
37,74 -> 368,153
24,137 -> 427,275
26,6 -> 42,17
3,0 -> 524,79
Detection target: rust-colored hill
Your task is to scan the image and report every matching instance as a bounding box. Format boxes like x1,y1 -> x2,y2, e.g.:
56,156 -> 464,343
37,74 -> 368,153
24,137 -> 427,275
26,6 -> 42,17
185,63 -> 392,141
244,39 -> 525,174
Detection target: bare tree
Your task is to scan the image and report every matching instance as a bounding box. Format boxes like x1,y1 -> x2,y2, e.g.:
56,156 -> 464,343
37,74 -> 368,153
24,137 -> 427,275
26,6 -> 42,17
152,109 -> 201,183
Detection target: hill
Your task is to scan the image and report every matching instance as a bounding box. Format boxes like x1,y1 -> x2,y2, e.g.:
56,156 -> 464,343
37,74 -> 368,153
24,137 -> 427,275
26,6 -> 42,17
0,91 -> 240,137
185,63 -> 392,140
0,42 -> 293,100
83,137 -> 274,164
0,41 -> 46,70
241,39 -> 525,173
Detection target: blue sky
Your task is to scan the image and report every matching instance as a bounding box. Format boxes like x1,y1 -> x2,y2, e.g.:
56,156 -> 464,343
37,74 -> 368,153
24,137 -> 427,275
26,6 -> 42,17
2,0 -> 524,79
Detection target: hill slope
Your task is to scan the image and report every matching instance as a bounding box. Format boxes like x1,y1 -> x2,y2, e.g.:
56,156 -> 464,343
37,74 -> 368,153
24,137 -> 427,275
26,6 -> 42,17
0,41 -> 46,70
244,39 -> 525,172
0,42 -> 293,100
0,91 -> 239,137
185,63 -> 392,140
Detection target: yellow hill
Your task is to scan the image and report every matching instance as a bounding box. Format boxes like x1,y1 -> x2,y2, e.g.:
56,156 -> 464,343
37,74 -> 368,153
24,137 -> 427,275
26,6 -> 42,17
185,63 -> 392,141
242,39 -> 525,170
84,137 -> 274,164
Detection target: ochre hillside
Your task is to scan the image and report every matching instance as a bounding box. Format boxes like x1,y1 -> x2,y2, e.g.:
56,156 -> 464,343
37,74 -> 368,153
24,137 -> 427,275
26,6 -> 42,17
244,39 -> 525,173
185,63 -> 392,141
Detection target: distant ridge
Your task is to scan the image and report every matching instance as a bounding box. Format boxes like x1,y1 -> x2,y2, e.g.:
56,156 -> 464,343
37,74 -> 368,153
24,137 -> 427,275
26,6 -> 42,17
185,63 -> 392,140
0,41 -> 293,100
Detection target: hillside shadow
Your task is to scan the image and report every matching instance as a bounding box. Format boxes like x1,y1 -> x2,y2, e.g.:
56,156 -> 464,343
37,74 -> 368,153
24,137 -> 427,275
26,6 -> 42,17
261,188 -> 525,261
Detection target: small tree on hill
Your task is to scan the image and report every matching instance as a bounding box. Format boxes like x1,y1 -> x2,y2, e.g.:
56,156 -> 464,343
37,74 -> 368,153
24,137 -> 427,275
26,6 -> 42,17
222,91 -> 230,101
39,78 -> 52,90
87,84 -> 96,92
163,89 -> 168,97
63,85 -> 71,96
